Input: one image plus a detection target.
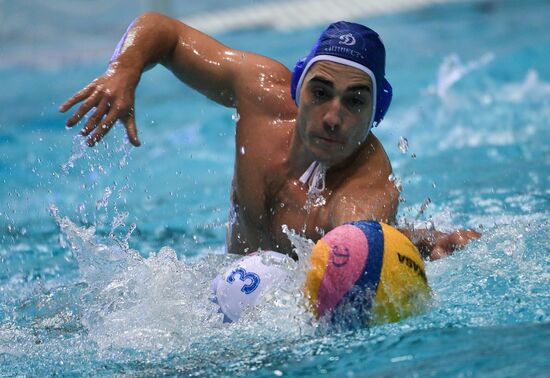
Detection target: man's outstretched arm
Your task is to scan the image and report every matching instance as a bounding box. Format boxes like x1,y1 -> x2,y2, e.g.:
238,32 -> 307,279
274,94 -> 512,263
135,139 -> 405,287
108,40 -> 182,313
398,227 -> 481,260
59,12 -> 289,146
330,188 -> 480,260
328,164 -> 480,260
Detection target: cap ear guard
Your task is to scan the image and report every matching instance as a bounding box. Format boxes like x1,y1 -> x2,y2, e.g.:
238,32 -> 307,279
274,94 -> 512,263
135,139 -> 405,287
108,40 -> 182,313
373,78 -> 392,126
291,57 -> 307,103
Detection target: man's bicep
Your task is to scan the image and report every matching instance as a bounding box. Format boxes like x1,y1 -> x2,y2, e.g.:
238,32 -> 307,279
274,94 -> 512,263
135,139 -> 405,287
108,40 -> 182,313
166,21 -> 288,107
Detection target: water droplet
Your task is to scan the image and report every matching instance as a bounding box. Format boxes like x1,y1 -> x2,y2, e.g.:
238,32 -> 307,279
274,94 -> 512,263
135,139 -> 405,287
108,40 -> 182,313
398,137 -> 409,153
388,173 -> 402,192
232,112 -> 240,122
426,220 -> 435,231
313,195 -> 326,207
110,211 -> 129,233
411,153 -> 417,159
96,186 -> 113,210
240,146 -> 246,155
416,197 -> 432,219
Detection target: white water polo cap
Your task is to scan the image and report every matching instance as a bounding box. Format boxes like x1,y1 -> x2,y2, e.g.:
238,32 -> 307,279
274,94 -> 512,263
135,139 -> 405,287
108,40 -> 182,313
211,251 -> 290,323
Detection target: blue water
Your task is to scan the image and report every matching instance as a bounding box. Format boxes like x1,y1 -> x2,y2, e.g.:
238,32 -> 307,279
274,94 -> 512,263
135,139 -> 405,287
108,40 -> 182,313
1,0 -> 549,376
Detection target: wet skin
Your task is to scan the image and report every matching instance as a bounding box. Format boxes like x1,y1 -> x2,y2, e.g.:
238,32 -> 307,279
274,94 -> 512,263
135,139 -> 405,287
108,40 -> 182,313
230,61 -> 399,257
59,12 -> 480,260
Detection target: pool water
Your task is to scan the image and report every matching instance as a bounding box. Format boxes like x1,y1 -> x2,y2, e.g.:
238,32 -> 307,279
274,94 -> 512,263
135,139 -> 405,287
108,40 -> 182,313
1,0 -> 549,376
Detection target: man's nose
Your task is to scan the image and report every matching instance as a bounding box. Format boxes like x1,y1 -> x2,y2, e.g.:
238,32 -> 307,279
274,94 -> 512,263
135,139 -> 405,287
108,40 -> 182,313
323,98 -> 343,132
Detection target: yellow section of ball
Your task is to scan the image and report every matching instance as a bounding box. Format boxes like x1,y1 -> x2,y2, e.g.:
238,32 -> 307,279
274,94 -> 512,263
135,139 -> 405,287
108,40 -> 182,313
304,238 -> 330,317
370,223 -> 432,325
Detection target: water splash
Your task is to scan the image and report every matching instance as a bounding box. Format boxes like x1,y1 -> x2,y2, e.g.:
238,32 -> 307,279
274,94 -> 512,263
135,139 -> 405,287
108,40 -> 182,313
60,135 -> 87,173
432,52 -> 494,100
303,193 -> 327,212
95,185 -> 113,210
499,69 -> 550,103
426,220 -> 549,327
114,135 -> 133,169
388,173 -> 403,193
45,206 -> 316,357
415,197 -> 432,220
281,224 -> 315,265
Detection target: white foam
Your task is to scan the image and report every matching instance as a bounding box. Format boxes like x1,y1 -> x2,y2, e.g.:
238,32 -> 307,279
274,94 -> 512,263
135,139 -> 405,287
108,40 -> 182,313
432,53 -> 495,100
498,69 -> 550,103
49,207 -> 317,353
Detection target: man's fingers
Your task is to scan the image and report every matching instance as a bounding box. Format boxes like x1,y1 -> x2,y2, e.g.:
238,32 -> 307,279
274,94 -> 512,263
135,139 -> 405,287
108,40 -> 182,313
81,98 -> 108,136
66,91 -> 101,128
122,113 -> 141,146
59,84 -> 94,113
452,229 -> 482,249
466,229 -> 482,239
428,228 -> 481,261
87,111 -> 117,146
430,246 -> 448,261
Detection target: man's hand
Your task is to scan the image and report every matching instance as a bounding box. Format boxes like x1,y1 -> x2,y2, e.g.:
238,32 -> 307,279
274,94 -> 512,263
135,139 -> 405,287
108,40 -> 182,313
399,227 -> 481,261
59,64 -> 141,147
429,229 -> 481,260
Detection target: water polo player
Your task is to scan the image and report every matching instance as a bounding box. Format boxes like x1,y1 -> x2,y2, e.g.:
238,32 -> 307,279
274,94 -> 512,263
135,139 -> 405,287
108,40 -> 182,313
60,13 -> 479,261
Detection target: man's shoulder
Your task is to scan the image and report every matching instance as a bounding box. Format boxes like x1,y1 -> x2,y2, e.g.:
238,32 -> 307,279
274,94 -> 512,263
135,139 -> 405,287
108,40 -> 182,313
331,132 -> 392,192
234,57 -> 296,117
357,133 -> 392,176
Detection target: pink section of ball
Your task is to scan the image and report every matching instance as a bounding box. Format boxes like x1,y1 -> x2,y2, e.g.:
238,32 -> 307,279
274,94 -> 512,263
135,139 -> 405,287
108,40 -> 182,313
315,224 -> 370,317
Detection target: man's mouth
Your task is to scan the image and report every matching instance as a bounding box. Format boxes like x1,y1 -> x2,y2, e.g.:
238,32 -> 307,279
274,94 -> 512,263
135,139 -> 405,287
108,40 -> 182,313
316,136 -> 343,145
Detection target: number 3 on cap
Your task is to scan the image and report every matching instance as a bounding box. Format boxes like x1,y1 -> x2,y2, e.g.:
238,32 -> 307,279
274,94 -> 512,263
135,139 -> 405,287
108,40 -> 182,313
226,267 -> 260,294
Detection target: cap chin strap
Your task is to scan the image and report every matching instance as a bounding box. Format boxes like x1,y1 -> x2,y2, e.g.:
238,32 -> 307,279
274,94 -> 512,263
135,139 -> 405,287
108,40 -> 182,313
299,161 -> 327,196
363,123 -> 374,143
298,120 -> 373,197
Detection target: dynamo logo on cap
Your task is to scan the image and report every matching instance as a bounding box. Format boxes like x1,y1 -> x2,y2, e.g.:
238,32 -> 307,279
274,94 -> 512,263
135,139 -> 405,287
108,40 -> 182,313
339,33 -> 356,46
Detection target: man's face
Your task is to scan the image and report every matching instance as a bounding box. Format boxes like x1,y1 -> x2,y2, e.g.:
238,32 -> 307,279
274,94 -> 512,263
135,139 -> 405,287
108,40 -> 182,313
297,61 -> 374,166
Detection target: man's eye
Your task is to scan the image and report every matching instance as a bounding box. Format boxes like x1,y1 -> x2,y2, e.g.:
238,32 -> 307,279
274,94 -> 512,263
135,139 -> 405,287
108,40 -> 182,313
312,88 -> 326,100
352,97 -> 365,106
348,97 -> 367,111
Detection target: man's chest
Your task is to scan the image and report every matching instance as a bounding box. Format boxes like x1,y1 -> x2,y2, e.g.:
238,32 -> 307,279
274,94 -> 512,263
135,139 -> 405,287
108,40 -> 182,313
234,159 -> 332,245
269,180 -> 332,242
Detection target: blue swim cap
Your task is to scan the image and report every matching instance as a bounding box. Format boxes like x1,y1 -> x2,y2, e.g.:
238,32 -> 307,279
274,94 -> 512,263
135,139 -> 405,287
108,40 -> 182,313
291,21 -> 392,127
